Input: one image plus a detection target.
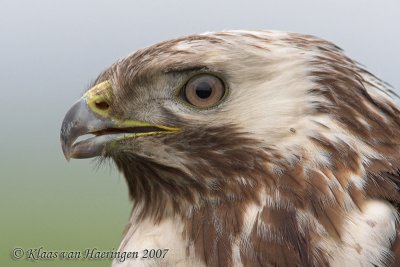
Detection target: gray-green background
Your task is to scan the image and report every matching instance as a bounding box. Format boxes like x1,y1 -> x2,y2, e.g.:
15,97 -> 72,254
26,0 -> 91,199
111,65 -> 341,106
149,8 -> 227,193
1,0 -> 399,266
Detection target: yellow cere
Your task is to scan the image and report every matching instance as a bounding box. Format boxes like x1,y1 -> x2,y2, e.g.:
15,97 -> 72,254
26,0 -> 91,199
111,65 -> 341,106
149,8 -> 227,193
84,80 -> 114,118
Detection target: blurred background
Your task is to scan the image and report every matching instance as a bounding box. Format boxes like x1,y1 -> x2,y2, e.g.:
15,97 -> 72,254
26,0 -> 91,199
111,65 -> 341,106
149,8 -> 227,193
0,0 -> 399,266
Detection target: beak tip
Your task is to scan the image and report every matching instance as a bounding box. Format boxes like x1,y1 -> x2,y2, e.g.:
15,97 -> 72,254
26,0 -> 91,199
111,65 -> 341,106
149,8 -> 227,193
61,139 -> 71,161
62,150 -> 71,161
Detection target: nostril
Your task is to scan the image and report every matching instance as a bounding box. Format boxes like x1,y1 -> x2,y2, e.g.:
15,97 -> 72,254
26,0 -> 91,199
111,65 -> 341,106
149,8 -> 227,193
95,100 -> 109,110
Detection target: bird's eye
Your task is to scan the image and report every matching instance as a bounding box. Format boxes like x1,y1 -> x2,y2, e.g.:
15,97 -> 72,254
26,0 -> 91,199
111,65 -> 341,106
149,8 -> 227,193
183,74 -> 225,108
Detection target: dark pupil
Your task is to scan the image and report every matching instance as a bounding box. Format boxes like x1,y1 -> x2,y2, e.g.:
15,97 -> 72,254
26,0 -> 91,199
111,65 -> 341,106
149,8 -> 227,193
195,82 -> 212,99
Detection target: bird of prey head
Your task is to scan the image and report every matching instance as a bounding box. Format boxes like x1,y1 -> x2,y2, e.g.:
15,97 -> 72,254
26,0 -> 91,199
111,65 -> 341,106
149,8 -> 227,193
61,30 -> 400,267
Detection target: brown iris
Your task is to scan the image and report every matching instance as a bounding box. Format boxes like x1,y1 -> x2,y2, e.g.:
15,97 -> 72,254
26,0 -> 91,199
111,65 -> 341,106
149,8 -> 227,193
183,74 -> 225,108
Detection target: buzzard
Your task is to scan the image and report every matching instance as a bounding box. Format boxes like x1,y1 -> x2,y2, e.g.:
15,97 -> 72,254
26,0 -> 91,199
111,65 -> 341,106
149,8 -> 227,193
60,30 -> 400,267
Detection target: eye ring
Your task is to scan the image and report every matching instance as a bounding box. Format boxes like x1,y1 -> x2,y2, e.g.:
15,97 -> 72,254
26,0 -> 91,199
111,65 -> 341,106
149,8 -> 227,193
182,74 -> 225,108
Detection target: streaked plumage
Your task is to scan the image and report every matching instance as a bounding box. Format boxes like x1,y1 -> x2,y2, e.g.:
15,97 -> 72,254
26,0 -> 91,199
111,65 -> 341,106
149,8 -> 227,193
61,30 -> 400,266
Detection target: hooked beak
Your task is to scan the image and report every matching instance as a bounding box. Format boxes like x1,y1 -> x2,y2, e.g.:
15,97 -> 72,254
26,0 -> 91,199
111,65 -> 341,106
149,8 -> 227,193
60,81 -> 179,160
